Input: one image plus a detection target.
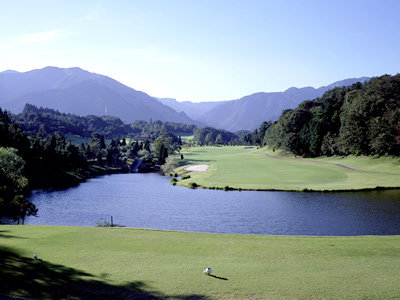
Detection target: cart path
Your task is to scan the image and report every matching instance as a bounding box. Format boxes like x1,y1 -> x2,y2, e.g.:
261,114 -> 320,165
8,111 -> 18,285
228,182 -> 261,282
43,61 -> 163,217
265,153 -> 400,175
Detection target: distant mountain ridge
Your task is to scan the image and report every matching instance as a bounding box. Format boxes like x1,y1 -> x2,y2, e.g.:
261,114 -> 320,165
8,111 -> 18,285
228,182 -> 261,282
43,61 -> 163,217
0,66 -> 202,125
156,98 -> 224,120
0,66 -> 369,131
159,77 -> 370,132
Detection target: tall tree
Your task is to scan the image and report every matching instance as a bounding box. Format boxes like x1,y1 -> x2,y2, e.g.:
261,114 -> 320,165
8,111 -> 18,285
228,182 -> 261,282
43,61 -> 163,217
0,147 -> 36,222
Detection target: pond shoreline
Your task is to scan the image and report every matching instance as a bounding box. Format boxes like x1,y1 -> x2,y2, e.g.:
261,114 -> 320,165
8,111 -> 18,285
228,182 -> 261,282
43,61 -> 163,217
24,173 -> 400,235
173,147 -> 400,192
175,182 -> 400,193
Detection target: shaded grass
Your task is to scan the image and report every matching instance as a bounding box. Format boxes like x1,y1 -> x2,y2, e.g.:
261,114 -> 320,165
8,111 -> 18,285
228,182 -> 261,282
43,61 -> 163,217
180,135 -> 194,143
175,146 -> 400,191
1,226 -> 400,299
0,247 -> 160,299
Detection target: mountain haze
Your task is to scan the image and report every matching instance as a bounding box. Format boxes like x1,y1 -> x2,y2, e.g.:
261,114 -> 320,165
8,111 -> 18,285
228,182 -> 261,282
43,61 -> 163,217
190,78 -> 369,132
0,66 -> 369,132
157,98 -> 224,120
0,67 -> 201,125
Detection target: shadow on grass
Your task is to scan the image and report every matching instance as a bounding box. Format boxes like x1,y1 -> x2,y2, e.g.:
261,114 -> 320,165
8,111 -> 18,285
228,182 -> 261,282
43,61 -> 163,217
0,246 -> 210,299
208,274 -> 229,281
0,230 -> 27,239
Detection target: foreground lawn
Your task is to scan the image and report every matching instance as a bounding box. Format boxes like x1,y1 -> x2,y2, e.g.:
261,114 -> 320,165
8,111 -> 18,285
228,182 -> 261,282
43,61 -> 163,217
1,226 -> 400,299
175,146 -> 400,191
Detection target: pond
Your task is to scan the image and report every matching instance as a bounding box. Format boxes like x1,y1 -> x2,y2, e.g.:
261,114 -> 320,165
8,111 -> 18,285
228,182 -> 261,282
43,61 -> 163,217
25,173 -> 400,236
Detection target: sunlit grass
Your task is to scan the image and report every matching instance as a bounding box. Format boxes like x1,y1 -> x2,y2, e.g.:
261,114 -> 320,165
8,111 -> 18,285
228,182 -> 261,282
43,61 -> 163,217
175,146 -> 400,191
180,134 -> 194,143
1,226 -> 400,299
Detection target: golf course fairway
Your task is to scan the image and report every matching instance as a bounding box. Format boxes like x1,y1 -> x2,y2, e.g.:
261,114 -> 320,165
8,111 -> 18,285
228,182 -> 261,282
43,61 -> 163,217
1,225 -> 400,299
175,147 -> 400,191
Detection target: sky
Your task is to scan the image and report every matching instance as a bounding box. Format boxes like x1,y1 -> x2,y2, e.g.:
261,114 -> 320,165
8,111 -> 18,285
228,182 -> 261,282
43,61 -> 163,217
1,0 -> 400,102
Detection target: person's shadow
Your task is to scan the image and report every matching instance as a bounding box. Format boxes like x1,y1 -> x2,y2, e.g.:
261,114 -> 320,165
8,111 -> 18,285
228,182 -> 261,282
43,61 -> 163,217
208,274 -> 228,280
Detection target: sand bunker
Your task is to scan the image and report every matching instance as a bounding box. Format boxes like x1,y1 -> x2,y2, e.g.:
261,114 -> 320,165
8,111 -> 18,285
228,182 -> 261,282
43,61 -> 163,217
184,165 -> 209,172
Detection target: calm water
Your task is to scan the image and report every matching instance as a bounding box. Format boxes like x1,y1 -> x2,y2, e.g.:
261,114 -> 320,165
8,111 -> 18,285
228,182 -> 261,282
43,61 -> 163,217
25,173 -> 400,235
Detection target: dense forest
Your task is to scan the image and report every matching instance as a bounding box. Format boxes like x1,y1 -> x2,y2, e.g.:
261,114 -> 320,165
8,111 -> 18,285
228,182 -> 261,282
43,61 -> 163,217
13,104 -> 245,145
193,126 -> 238,146
259,74 -> 400,157
14,104 -> 196,139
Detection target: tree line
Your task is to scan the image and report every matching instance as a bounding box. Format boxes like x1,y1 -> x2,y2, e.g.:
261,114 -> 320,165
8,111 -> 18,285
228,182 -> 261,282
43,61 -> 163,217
14,104 -> 258,147
261,74 -> 400,157
14,104 -> 197,139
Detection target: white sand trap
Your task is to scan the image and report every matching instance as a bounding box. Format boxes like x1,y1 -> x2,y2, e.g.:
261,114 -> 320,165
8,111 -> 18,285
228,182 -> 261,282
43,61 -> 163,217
184,165 -> 209,172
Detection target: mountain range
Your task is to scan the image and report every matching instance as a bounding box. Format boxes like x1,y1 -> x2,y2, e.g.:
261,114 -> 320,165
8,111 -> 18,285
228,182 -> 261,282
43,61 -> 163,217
158,78 -> 369,132
0,66 -> 369,132
0,67 -> 200,126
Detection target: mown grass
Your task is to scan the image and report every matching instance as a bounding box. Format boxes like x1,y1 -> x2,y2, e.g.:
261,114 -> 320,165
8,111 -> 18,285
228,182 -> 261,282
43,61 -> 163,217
1,226 -> 400,299
180,134 -> 194,144
175,146 -> 400,191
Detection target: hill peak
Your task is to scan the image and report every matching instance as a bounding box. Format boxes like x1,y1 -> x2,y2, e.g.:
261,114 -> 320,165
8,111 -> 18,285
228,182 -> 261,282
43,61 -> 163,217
0,69 -> 20,74
0,66 -> 201,126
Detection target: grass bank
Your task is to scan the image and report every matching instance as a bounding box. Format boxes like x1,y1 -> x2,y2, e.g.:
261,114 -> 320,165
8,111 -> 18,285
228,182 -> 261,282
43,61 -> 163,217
1,225 -> 400,299
175,146 -> 400,191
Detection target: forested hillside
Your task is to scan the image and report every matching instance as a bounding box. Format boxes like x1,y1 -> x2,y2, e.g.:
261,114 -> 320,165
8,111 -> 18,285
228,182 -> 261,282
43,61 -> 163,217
192,127 -> 238,146
263,74 -> 400,157
13,104 -> 245,146
13,104 -> 196,139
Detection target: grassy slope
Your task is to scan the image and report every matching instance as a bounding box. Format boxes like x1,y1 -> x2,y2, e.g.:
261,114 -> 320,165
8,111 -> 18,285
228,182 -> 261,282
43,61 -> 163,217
175,146 -> 400,191
1,226 -> 400,299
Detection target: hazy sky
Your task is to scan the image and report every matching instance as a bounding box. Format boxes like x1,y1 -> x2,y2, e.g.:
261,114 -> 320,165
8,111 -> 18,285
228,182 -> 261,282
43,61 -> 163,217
1,0 -> 400,102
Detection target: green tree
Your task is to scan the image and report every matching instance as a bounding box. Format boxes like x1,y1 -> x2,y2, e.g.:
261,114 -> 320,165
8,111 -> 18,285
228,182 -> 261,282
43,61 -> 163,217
10,195 -> 38,225
161,156 -> 178,174
258,121 -> 272,146
193,128 -> 205,145
154,135 -> 172,164
0,147 -> 37,222
138,149 -> 152,162
204,132 -> 214,146
215,133 -> 223,146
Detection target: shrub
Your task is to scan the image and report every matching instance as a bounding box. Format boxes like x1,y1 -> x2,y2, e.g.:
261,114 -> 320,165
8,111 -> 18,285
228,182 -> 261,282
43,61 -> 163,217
188,182 -> 198,189
95,218 -> 111,227
182,175 -> 191,180
161,156 -> 179,174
